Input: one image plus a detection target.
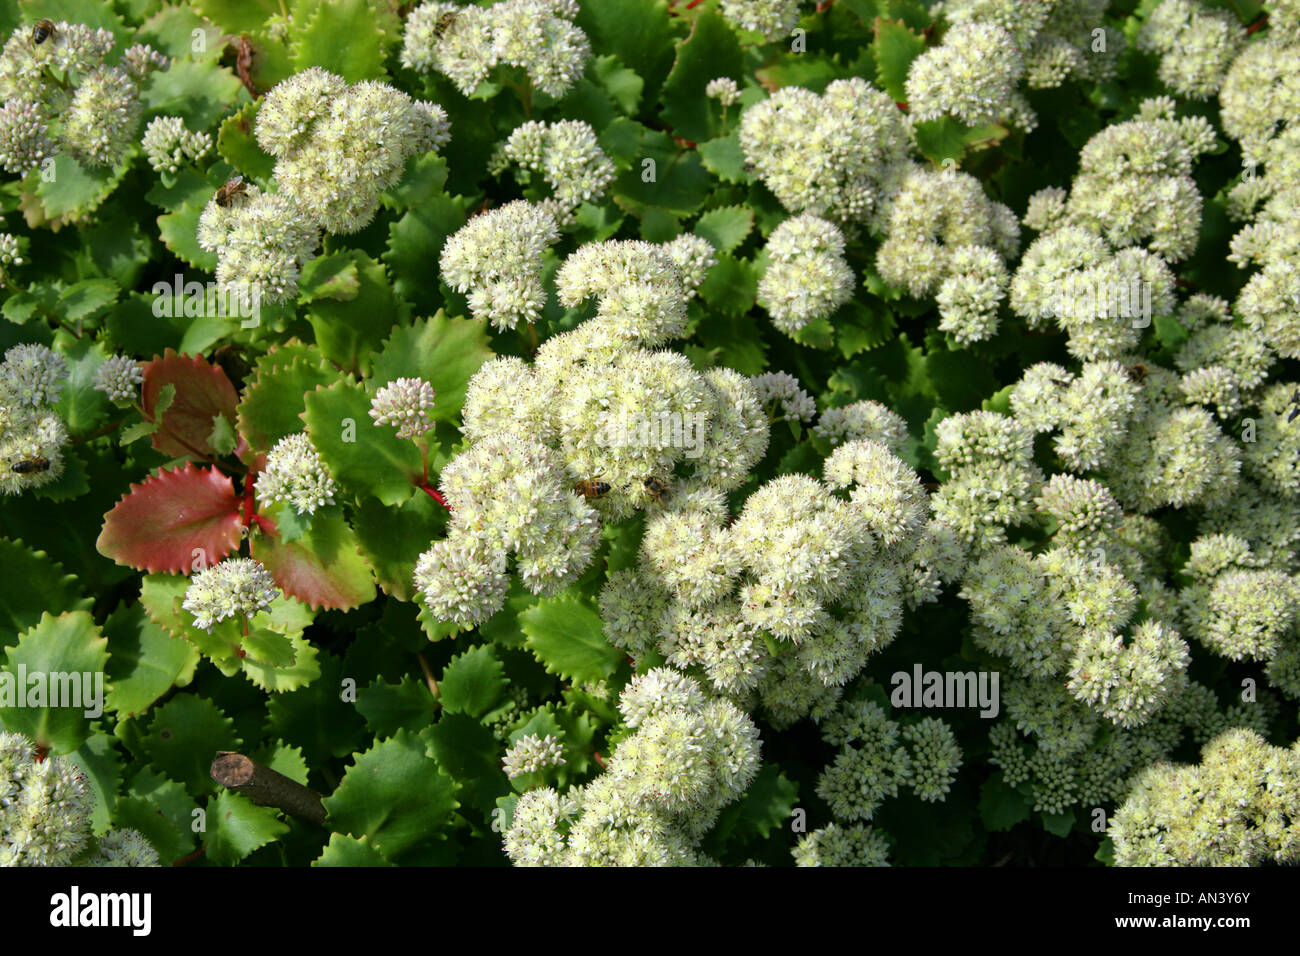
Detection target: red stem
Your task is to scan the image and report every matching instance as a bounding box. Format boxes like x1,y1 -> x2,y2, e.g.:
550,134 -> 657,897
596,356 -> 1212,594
419,482 -> 451,511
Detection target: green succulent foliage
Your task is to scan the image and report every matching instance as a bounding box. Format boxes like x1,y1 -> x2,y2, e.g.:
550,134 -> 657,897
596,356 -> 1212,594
0,0 -> 1292,870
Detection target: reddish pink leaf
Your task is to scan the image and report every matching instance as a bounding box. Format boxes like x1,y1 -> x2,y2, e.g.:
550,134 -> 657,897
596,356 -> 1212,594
97,464 -> 244,574
142,350 -> 239,460
250,517 -> 376,611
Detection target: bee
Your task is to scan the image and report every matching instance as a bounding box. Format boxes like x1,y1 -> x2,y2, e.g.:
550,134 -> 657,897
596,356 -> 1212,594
32,18 -> 55,45
1126,362 -> 1148,383
11,456 -> 50,474
574,474 -> 611,499
1287,386 -> 1300,425
214,175 -> 247,208
643,475 -> 670,504
433,11 -> 457,39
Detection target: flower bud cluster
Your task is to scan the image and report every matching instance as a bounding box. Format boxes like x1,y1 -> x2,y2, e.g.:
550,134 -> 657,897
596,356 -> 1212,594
814,399 -> 908,451
793,822 -> 891,866
369,377 -> 437,440
401,0 -> 590,99
141,115 -> 211,175
930,411 -> 1042,547
750,371 -> 816,425
503,669 -> 760,865
255,67 -> 449,234
502,733 -> 566,780
1109,729 -> 1300,865
738,78 -> 913,227
815,697 -> 961,821
0,343 -> 69,496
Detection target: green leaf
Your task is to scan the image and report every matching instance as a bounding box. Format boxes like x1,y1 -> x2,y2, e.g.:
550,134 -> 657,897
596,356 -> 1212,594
836,301 -> 897,358
591,54 -> 643,115
356,676 -> 439,738
576,0 -> 678,109
141,58 -> 245,130
697,254 -> 758,315
439,644 -> 507,719
422,713 -> 510,818
302,379 -> 424,506
370,312 -> 495,425
352,492 -> 448,601
205,790 -> 290,865
872,17 -> 925,102
383,198 -> 470,315
217,102 -> 276,185
240,633 -> 322,693
314,833 -> 393,866
290,0 -> 395,82
913,117 -> 969,167
307,251 -> 405,376
58,278 -> 118,323
1041,807 -> 1077,838
68,731 -> 122,836
0,611 -> 109,755
660,10 -> 743,143
978,773 -> 1032,832
104,604 -> 200,719
157,202 -> 218,271
115,768 -> 198,863
208,413 -> 238,457
2,291 -> 38,325
0,539 -> 91,643
137,572 -> 243,667
33,154 -> 129,224
54,336 -> 112,436
140,694 -> 241,795
298,253 -> 361,303
236,346 -> 335,452
266,651 -> 368,767
520,594 -> 623,684
193,0 -> 279,33
241,628 -> 296,668
613,130 -> 713,214
323,729 -> 459,861
698,133 -> 749,184
693,205 -> 753,255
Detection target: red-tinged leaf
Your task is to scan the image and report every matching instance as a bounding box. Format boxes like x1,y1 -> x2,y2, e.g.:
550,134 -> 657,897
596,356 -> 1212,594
250,514 -> 377,611
97,464 -> 244,574
141,349 -> 240,460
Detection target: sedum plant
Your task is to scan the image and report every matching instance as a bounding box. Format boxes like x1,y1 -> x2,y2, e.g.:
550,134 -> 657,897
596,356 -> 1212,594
0,0 -> 1298,876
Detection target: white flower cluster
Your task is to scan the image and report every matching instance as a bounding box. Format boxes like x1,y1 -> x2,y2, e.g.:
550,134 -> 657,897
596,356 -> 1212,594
1,731 -> 158,866
418,241 -> 773,624
939,0 -> 1123,89
0,343 -> 69,496
255,432 -> 338,517
140,115 -> 211,175
705,76 -> 740,107
491,119 -> 616,225
793,821 -> 891,866
439,200 -> 560,331
255,67 -> 450,234
1109,729 -> 1300,865
875,167 -> 1019,344
601,438 -> 927,727
1139,0 -> 1246,99
739,78 -> 913,227
905,23 -> 1034,129
0,21 -> 165,173
930,411 -> 1042,547
719,0 -> 803,41
757,214 -> 854,336
814,399 -> 908,451
197,181 -> 320,305
503,669 -> 760,865
401,0 -> 590,99
182,558 -> 281,632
